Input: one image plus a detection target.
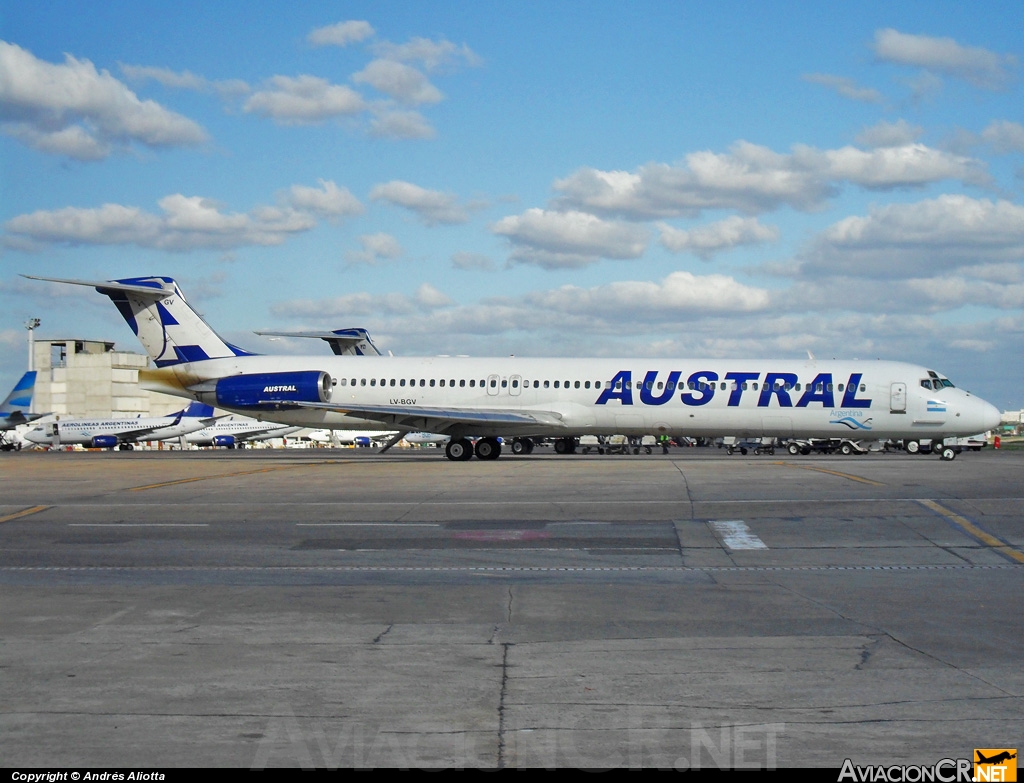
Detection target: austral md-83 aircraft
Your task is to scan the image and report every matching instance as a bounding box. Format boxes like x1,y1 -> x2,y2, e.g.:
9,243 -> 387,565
25,275 -> 1002,462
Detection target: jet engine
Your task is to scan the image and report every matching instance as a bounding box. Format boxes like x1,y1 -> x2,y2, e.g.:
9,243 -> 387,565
213,435 -> 236,448
91,435 -> 119,449
211,371 -> 333,410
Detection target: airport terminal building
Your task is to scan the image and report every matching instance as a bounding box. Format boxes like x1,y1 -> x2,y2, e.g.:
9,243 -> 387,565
32,338 -> 184,419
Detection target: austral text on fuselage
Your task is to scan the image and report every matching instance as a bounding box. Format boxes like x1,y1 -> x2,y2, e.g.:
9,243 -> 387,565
595,370 -> 872,409
263,385 -> 298,393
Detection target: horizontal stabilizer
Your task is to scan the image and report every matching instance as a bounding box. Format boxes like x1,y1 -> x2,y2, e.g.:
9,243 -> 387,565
254,328 -> 383,356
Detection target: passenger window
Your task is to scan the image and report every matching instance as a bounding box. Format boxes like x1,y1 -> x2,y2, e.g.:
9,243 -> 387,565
339,378 -> 347,386
360,379 -> 366,386
512,379 -> 518,388
490,379 -> 497,388
595,381 -> 602,389
370,379 -> 376,386
534,380 -> 540,388
400,379 -> 406,387
860,384 -> 866,392
574,381 -> 580,389
554,381 -> 560,389
501,380 -> 507,388
460,379 -> 466,387
430,379 -> 435,387
837,383 -> 844,392
585,381 -> 591,389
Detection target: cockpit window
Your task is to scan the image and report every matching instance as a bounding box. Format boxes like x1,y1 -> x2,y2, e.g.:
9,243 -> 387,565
939,378 -> 954,388
920,379 -> 932,390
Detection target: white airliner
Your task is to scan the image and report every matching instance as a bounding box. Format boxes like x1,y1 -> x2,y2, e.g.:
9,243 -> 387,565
24,400 -> 217,449
25,275 -> 1002,461
183,414 -> 301,448
304,429 -> 399,447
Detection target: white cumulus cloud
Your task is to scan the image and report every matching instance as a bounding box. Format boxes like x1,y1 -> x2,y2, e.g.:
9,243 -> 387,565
370,181 -> 468,225
0,40 -> 208,160
243,75 -> 365,125
307,21 -> 375,48
872,28 -> 1018,90
658,216 -> 779,259
352,59 -> 443,105
492,209 -> 649,269
282,180 -> 364,221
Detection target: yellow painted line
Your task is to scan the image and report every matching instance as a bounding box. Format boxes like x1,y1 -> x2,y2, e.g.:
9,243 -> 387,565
128,460 -> 353,492
770,461 -> 885,486
919,499 -> 1024,564
0,505 -> 49,524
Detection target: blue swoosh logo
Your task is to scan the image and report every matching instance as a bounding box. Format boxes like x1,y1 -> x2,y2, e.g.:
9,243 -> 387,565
831,417 -> 873,431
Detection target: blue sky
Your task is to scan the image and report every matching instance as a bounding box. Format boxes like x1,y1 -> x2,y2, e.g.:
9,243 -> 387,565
2,1 -> 1023,411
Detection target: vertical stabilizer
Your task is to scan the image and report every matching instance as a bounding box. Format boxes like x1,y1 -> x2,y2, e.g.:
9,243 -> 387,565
0,371 -> 36,421
102,276 -> 256,367
21,275 -> 259,367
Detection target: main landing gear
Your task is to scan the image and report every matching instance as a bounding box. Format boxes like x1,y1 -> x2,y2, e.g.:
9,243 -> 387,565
444,437 -> 535,461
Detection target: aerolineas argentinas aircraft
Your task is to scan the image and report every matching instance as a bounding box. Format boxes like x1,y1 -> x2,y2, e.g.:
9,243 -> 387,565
26,275 -> 1001,462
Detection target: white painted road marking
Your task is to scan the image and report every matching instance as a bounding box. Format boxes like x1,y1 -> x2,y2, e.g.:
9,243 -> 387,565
709,520 -> 768,550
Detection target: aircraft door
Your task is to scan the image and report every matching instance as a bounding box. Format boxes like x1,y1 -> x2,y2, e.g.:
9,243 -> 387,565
50,422 -> 60,448
486,374 -> 500,396
890,383 -> 907,413
509,374 -> 522,397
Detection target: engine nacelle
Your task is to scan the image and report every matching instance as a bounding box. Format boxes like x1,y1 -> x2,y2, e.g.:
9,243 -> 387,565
91,435 -> 119,449
213,435 -> 236,448
214,371 -> 333,410
354,436 -> 371,447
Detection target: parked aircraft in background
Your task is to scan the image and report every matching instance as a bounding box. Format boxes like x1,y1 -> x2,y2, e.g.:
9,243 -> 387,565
26,275 -> 1003,462
2,372 -> 44,450
304,428 -> 398,447
24,401 -> 217,449
1,371 -> 42,430
183,415 -> 301,448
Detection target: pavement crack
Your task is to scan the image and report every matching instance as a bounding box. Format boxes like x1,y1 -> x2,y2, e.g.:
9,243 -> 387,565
372,624 -> 393,644
496,642 -> 512,769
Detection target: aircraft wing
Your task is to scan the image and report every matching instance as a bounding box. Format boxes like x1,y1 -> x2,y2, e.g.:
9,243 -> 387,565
117,412 -> 185,442
0,412 -> 45,430
285,400 -> 567,435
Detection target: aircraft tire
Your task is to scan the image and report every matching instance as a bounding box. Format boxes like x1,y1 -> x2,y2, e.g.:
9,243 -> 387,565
840,443 -> 853,455
940,446 -> 957,461
554,438 -> 575,454
906,440 -> 920,454
446,439 -> 473,461
788,443 -> 800,455
475,437 -> 502,460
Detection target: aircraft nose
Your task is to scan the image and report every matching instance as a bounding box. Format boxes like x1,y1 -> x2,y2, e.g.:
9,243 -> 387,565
979,399 -> 1002,432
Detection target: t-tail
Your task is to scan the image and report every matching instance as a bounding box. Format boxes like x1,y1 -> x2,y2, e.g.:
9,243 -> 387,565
22,275 -> 257,367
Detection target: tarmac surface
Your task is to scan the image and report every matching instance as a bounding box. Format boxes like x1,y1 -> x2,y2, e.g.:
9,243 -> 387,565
2,445 -> 1022,769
